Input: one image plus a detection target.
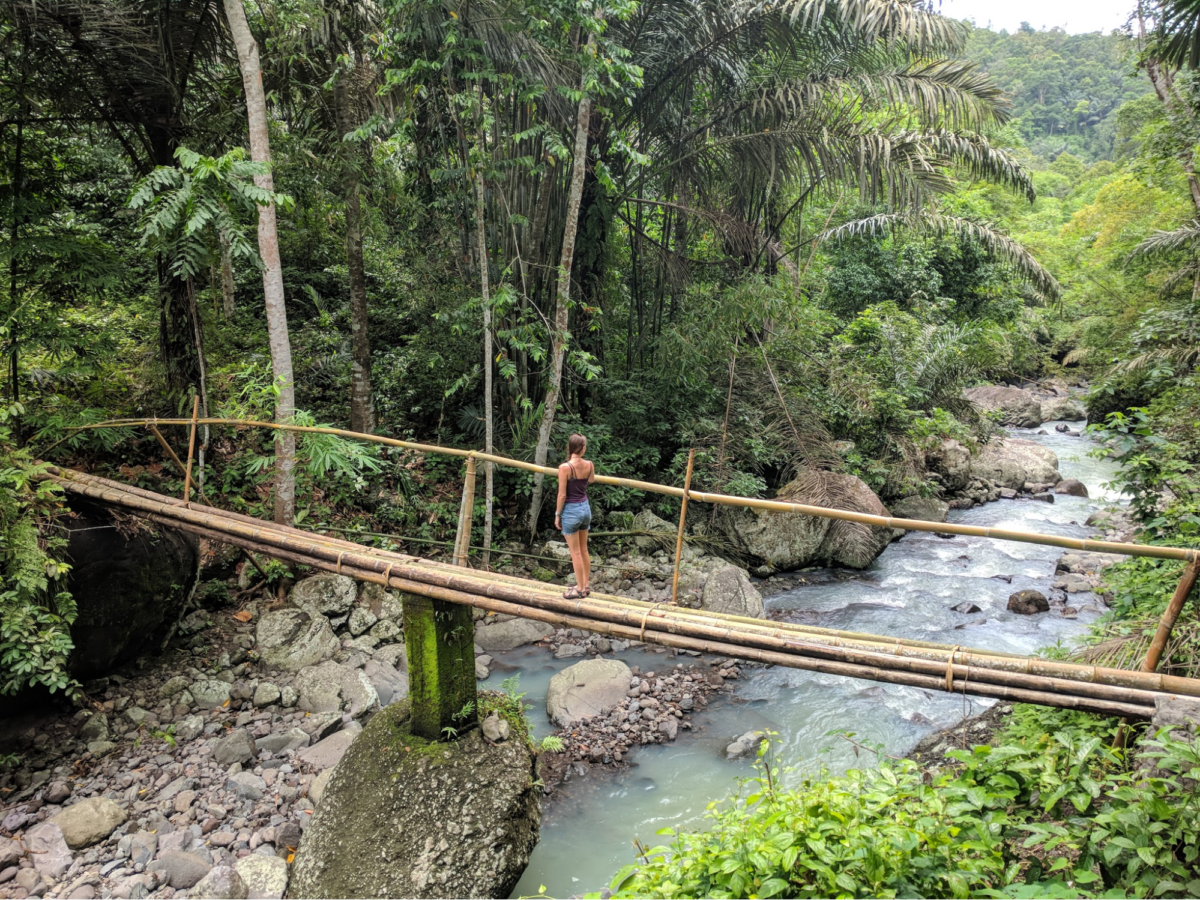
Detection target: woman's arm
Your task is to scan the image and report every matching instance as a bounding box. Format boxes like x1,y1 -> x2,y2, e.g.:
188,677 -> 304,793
555,464 -> 568,528
587,460 -> 596,483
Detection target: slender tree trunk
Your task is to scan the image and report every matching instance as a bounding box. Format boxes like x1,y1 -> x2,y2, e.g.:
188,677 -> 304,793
527,22 -> 599,541
474,135 -> 495,568
224,0 -> 297,525
219,230 -> 235,318
335,78 -> 375,433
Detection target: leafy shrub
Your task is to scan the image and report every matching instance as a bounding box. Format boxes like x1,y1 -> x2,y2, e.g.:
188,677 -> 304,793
0,402 -> 78,697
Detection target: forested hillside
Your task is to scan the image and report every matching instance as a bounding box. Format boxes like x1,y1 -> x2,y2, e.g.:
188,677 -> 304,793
965,24 -> 1150,160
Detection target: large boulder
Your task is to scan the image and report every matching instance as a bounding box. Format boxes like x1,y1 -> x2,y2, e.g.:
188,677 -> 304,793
698,565 -> 765,618
51,797 -> 126,849
890,495 -> 950,524
970,439 -> 1061,490
290,574 -> 357,617
632,509 -> 674,549
256,609 -> 339,672
720,470 -> 892,571
474,618 -> 554,652
547,658 -> 633,727
62,497 -> 198,680
1040,397 -> 1087,422
290,701 -> 540,899
925,439 -> 972,492
1008,590 -> 1049,615
964,385 -> 1043,427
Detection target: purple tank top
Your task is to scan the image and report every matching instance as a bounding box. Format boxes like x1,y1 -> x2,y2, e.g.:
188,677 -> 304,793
565,459 -> 591,503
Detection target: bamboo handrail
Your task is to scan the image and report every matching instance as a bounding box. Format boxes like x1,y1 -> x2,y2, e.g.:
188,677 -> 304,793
49,468 -> 1200,715
61,416 -> 1200,563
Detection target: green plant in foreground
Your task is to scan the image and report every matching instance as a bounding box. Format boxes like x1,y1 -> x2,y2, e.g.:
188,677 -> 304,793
0,402 -> 78,699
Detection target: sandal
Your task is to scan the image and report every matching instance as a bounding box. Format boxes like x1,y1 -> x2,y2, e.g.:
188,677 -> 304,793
563,586 -> 583,599
580,587 -> 592,598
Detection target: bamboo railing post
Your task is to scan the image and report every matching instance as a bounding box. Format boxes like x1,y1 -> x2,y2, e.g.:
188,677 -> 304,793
1114,557 -> 1200,749
1141,558 -> 1200,674
671,449 -> 696,605
453,455 -> 478,568
182,397 -> 199,507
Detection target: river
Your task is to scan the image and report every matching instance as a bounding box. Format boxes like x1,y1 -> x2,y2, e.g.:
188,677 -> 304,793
482,423 -> 1124,898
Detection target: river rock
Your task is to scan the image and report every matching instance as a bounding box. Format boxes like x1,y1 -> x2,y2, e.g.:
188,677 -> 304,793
26,823 -> 72,879
290,574 -> 357,617
1041,397 -> 1087,422
964,385 -> 1043,427
79,713 -> 109,743
297,729 -> 358,771
0,838 -> 21,869
234,855 -> 288,900
363,659 -> 408,707
189,679 -> 231,708
720,469 -> 892,571
294,660 -> 379,718
951,602 -> 982,614
699,565 -> 765,618
290,701 -> 540,899
51,797 -> 126,849
152,852 -> 212,890
726,730 -> 766,759
1007,590 -> 1050,615
62,497 -> 199,680
925,439 -> 972,491
1054,478 -> 1089,498
475,618 -> 554,651
175,715 -> 204,742
257,609 -> 339,672
969,438 -> 1061,490
188,866 -> 247,900
547,658 -> 633,727
213,729 -> 257,766
890,495 -> 949,524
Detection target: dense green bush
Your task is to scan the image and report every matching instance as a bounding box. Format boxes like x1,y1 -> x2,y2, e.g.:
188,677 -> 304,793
0,402 -> 77,698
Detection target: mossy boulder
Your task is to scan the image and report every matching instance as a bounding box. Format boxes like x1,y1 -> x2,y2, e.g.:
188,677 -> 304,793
290,700 -> 540,899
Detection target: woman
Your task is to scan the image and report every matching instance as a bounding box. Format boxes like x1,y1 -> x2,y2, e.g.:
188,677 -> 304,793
555,433 -> 595,599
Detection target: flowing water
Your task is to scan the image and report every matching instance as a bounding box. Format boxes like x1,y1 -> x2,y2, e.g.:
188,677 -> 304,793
487,423 -> 1125,898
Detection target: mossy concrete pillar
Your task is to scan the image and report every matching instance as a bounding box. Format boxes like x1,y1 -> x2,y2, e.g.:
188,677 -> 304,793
401,590 -> 478,740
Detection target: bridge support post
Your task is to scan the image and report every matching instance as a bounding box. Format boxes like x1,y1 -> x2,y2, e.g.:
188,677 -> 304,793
452,455 -> 478,567
402,591 -> 478,741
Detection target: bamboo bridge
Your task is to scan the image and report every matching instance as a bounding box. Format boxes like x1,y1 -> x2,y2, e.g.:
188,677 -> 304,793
44,414 -> 1200,740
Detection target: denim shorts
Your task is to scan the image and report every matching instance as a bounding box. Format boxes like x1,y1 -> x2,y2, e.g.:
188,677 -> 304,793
560,500 -> 592,535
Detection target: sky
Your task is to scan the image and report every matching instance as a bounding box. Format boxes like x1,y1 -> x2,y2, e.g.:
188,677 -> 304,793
939,0 -> 1133,34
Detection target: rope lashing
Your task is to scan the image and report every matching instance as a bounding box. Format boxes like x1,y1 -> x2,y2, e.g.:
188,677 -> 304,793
639,602 -> 669,642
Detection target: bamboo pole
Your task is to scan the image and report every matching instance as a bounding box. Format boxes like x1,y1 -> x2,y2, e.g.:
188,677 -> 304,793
671,448 -> 696,605
59,417 -> 1200,564
182,398 -> 199,507
49,467 -> 1200,702
134,513 -> 1158,720
1141,559 -> 1200,674
148,423 -> 188,476
53,471 -> 1200,712
455,455 -> 477,568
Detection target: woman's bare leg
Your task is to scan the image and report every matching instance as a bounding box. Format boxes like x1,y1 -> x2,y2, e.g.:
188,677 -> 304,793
564,529 -> 585,590
580,529 -> 590,591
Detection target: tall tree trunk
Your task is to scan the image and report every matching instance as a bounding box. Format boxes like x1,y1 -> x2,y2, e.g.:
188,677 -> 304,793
7,64 -> 25,412
159,262 -> 205,403
474,134 -> 495,568
336,78 -> 375,433
219,230 -> 235,318
224,0 -> 297,526
527,23 -> 598,541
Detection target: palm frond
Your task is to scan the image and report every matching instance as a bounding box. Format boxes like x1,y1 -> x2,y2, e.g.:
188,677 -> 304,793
822,211 -> 1061,299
